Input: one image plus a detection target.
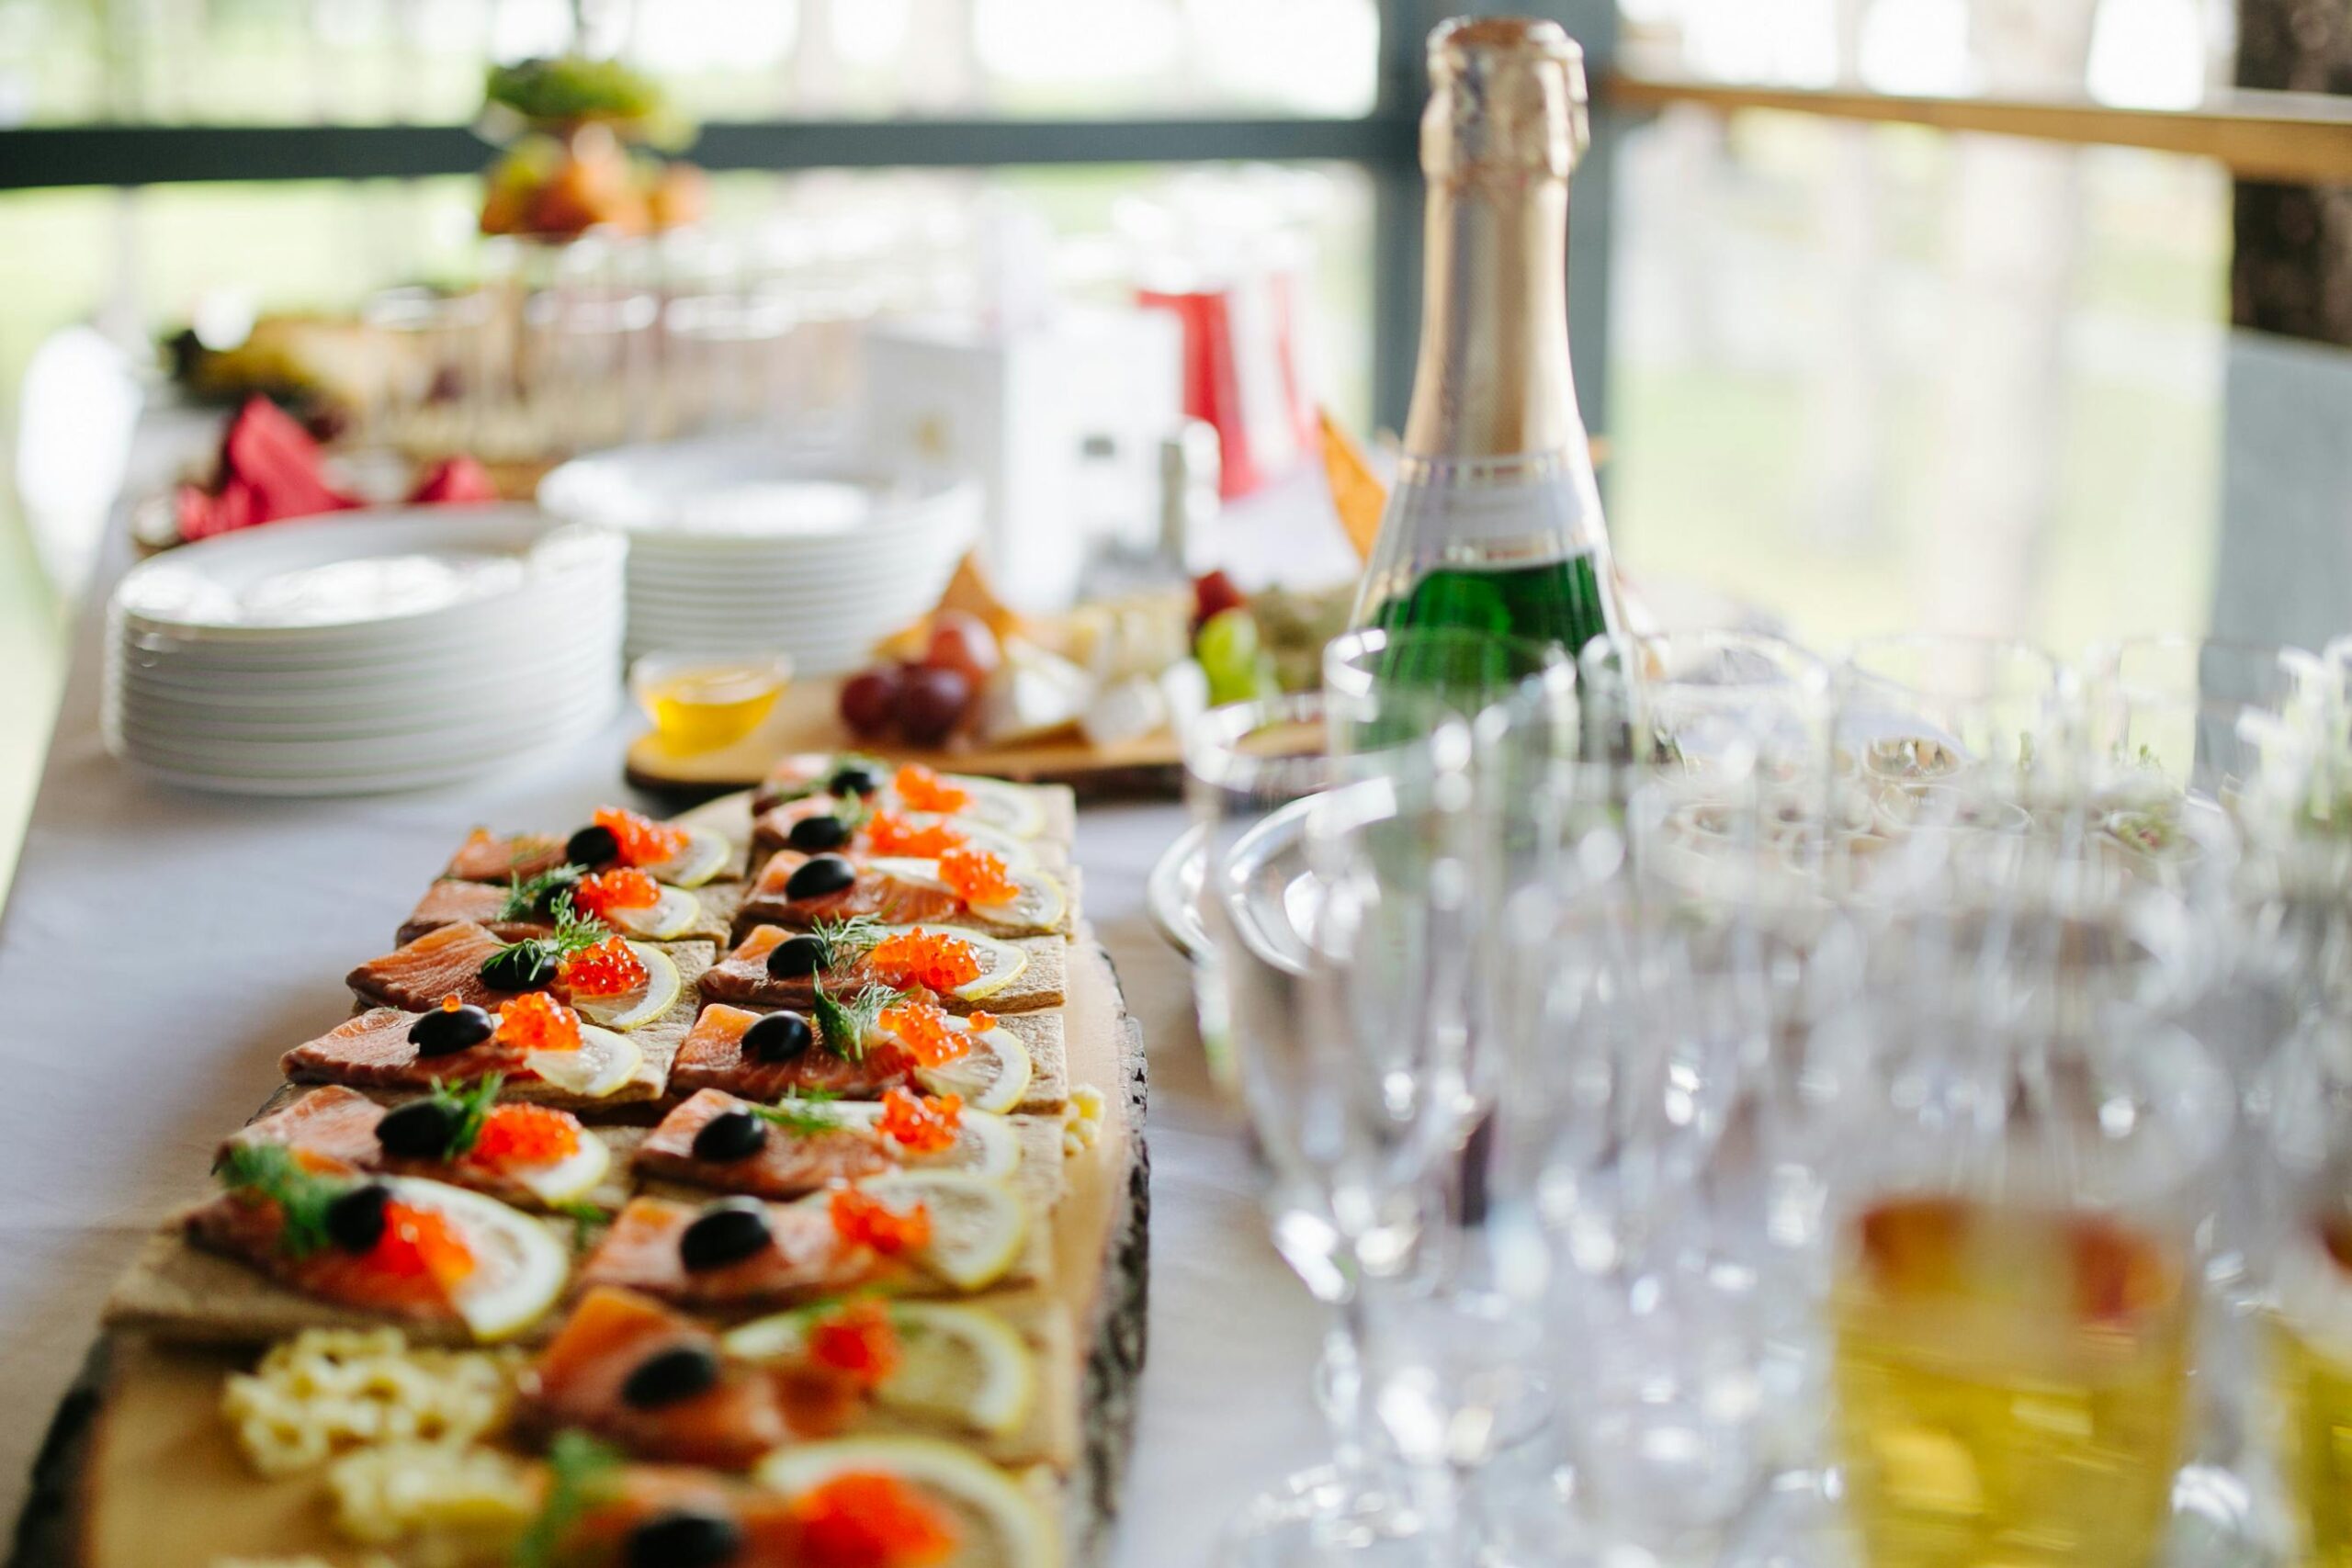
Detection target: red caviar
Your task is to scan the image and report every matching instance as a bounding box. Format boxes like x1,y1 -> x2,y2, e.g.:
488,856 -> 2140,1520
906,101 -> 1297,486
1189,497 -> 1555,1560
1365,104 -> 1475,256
862,929 -> 982,993
495,991 -> 582,1054
593,806 -> 688,869
468,1103 -> 582,1167
571,867 -> 660,920
862,811 -> 969,859
789,1472 -> 958,1568
892,764 -> 971,816
828,1186 -> 933,1257
558,936 -> 649,998
875,1002 -> 971,1069
368,1200 -> 476,1292
936,847 -> 1016,908
805,1298 -> 903,1389
876,1088 -> 964,1156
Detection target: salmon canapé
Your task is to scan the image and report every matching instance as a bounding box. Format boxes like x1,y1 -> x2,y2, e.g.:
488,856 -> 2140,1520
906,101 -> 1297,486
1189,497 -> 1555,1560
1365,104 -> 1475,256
348,923 -> 526,1013
739,851 -> 966,932
226,1085 -> 607,1210
284,1008 -> 526,1089
398,880 -> 549,946
635,1089 -> 897,1200
580,1196 -> 880,1310
669,1004 -> 919,1103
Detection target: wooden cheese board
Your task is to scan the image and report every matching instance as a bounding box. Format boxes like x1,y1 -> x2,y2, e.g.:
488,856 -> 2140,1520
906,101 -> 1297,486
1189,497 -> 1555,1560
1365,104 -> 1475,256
625,681 -> 1183,799
17,786 -> 1149,1568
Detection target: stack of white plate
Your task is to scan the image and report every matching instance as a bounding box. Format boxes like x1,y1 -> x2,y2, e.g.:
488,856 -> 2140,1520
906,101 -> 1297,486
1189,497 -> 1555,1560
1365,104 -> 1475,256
540,435 -> 980,672
104,506 -> 625,796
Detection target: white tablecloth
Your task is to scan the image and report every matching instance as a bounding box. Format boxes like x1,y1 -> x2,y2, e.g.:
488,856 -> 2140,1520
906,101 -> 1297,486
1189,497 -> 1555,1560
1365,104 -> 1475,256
0,502 -> 1332,1567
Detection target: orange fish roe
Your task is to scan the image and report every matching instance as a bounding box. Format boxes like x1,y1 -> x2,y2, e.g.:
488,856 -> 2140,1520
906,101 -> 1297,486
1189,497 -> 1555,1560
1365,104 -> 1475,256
467,1103 -> 582,1168
558,936 -> 649,998
875,1002 -> 971,1069
936,847 -> 1016,908
891,764 -> 971,816
862,811 -> 968,859
789,1472 -> 958,1568
593,806 -> 688,869
829,1186 -> 933,1257
862,929 -> 982,994
495,991 -> 582,1054
368,1200 -> 476,1292
570,867 -> 659,920
805,1298 -> 903,1389
876,1088 -> 964,1156
965,1011 -> 996,1034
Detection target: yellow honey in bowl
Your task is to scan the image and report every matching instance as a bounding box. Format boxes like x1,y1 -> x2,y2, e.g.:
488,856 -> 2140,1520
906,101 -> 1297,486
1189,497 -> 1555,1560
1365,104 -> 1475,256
642,662 -> 787,751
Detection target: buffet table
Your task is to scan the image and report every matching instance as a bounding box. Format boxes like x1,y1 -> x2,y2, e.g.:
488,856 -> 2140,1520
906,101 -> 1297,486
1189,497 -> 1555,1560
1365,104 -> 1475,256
0,479 -> 1329,1567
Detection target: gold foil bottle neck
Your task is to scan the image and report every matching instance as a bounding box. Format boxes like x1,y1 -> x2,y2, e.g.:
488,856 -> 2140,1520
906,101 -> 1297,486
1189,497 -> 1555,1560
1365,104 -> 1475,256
1422,15 -> 1589,183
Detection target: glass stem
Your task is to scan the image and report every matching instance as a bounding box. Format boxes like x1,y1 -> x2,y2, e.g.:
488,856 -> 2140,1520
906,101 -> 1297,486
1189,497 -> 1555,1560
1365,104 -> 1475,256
1318,1290 -> 1371,1474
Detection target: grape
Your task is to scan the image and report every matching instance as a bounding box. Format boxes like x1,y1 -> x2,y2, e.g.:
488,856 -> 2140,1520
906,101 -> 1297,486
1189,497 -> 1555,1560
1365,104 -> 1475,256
1195,607 -> 1263,705
838,665 -> 904,738
896,666 -> 974,745
924,611 -> 1001,686
1193,570 -> 1247,631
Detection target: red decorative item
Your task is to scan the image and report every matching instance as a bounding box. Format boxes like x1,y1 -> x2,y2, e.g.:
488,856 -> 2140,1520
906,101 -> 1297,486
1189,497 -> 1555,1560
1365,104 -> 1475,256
408,456 -> 500,505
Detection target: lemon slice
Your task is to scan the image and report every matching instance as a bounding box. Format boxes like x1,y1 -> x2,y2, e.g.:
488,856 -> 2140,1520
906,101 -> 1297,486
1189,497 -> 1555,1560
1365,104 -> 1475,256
524,1023 -> 642,1100
865,859 -> 1067,937
571,943 -> 680,1032
944,932 -> 1029,1005
755,1438 -> 1059,1568
723,1301 -> 1036,1438
822,1100 -> 1021,1179
849,1170 -> 1029,1293
946,779 -> 1051,841
383,1178 -> 568,1341
646,826 -> 731,888
911,1026 -> 1032,1116
503,1130 -> 612,1204
609,888 -> 701,941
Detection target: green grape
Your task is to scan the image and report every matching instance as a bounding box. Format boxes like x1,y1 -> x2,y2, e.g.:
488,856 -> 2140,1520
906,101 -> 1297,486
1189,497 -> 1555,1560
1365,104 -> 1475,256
1197,609 -> 1264,705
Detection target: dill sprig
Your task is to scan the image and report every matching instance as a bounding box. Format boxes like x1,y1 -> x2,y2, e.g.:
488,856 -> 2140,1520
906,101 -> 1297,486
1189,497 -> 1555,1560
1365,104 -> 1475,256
543,1199 -> 606,1251
514,1429 -> 621,1568
423,1075 -> 505,1160
498,863 -> 584,922
752,1089 -> 844,1137
810,981 -> 903,1064
483,891 -> 612,984
808,914 -> 886,970
213,1143 -> 351,1260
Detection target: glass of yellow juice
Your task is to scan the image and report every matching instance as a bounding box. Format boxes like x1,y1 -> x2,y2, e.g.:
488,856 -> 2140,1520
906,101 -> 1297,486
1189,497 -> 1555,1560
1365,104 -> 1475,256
2270,1213 -> 2352,1568
1831,1194 -> 2194,1568
629,651 -> 792,752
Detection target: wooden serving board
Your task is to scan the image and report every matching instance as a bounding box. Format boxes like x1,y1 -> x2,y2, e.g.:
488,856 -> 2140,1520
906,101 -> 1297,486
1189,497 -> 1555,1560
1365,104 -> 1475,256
626,679 -> 1182,799
23,878 -> 1148,1565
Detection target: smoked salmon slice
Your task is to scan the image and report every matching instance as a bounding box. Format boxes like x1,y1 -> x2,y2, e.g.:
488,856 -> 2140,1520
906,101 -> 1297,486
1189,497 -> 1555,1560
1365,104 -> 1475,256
348,922 -> 520,1012
187,1189 -> 461,1322
222,1086 -> 389,1171
670,1004 -> 917,1103
226,1085 -> 598,1210
399,880 -> 547,946
739,851 -> 964,931
520,1286 -> 794,1469
637,1089 -> 894,1200
580,1197 -> 878,1309
699,926 -> 944,1017
445,828 -> 569,885
281,1008 -> 527,1089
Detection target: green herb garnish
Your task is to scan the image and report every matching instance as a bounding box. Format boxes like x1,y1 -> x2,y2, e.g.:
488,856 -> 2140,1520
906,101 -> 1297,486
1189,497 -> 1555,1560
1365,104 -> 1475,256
810,981 -> 903,1064
808,914 -> 886,970
513,1429 -> 621,1568
498,863 -> 584,923
213,1143 -> 350,1260
423,1075 -> 505,1160
544,1199 -> 606,1251
482,892 -> 611,984
752,1090 -> 845,1137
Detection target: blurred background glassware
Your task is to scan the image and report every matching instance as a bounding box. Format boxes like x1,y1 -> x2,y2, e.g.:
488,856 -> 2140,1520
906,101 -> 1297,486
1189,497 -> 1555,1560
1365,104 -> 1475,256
359,283 -> 497,461
1182,688 -> 1476,1565
628,649 -> 791,753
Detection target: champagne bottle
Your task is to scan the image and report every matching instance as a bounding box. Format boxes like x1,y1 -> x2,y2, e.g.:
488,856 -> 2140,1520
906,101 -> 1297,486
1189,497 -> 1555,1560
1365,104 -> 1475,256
1351,16 -> 1621,676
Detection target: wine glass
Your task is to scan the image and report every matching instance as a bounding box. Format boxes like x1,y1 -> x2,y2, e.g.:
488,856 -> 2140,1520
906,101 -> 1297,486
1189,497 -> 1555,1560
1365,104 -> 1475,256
1183,689 -> 1476,1564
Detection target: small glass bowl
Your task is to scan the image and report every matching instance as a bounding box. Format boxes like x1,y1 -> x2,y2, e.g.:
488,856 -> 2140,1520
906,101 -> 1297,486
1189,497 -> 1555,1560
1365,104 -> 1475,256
629,650 -> 792,752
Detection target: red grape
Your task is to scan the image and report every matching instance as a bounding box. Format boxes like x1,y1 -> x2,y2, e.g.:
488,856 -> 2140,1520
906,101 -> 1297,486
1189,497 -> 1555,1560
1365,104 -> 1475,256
924,611 -> 1001,686
838,664 -> 904,738
896,666 -> 974,745
1193,570 -> 1246,631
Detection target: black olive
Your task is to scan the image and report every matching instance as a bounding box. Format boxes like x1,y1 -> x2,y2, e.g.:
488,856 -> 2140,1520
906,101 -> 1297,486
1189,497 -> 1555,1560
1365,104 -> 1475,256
376,1099 -> 462,1159
479,944 -> 556,992
830,763 -> 883,797
325,1183 -> 392,1253
679,1200 -> 772,1272
625,1508 -> 743,1568
784,855 -> 857,901
566,825 -> 621,867
764,934 -> 829,979
741,1010 -> 812,1063
527,863 -> 582,914
787,815 -> 852,852
619,1343 -> 722,1409
409,1003 -> 495,1055
692,1110 -> 768,1163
